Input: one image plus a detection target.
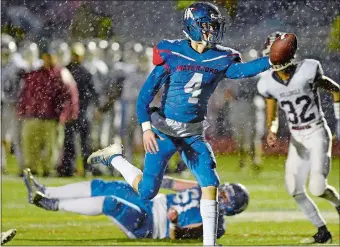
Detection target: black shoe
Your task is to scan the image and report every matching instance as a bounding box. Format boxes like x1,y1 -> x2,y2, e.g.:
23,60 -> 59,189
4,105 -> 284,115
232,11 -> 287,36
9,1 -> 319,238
33,191 -> 58,211
23,169 -> 34,203
336,205 -> 340,216
1,229 -> 17,245
301,230 -> 332,244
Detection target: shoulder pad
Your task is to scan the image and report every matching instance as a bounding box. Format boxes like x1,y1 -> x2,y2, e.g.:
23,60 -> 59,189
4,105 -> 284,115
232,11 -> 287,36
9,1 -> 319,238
257,72 -> 272,97
215,45 -> 242,62
153,39 -> 185,65
303,58 -> 321,68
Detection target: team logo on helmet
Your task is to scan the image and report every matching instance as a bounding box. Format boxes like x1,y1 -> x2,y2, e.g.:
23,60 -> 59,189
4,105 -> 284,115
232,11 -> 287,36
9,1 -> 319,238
184,8 -> 195,20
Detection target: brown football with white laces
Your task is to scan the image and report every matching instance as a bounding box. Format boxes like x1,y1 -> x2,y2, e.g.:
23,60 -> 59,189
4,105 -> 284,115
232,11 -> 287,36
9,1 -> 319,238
269,33 -> 297,65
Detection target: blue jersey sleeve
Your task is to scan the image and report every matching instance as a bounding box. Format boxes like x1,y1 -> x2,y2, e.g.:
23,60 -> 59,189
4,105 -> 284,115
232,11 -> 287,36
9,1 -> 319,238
136,65 -> 169,124
225,56 -> 271,79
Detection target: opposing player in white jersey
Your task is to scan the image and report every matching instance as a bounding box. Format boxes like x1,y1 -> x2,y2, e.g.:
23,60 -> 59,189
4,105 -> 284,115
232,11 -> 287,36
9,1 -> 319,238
257,33 -> 340,244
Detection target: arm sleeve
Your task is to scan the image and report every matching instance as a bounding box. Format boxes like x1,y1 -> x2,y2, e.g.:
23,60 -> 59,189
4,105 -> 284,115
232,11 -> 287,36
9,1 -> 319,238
136,65 -> 169,124
226,57 -> 271,79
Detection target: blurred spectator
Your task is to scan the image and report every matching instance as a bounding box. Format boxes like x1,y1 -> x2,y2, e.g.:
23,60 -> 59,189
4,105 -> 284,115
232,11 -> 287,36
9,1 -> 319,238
57,42 -> 97,177
118,41 -> 148,162
224,50 -> 262,170
1,34 -> 27,174
16,41 -> 78,177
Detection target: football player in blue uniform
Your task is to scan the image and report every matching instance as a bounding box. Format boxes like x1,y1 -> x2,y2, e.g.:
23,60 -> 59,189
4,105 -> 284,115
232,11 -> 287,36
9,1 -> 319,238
88,2 -> 272,245
23,169 -> 249,240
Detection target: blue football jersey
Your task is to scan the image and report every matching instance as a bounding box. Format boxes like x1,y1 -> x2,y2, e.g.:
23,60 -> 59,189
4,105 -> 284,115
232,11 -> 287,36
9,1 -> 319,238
166,186 -> 226,238
137,39 -> 270,124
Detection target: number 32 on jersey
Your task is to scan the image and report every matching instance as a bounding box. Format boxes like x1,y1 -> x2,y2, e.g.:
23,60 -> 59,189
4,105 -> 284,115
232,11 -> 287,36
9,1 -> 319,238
281,95 -> 316,125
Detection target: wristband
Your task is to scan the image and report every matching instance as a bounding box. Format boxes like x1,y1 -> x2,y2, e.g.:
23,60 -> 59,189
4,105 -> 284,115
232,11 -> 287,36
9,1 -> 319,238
334,102 -> 340,120
161,177 -> 174,189
141,121 -> 152,132
270,117 -> 279,134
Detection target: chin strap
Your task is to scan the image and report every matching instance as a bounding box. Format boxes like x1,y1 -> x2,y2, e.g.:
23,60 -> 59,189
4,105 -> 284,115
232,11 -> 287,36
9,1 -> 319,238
271,59 -> 295,71
182,30 -> 214,48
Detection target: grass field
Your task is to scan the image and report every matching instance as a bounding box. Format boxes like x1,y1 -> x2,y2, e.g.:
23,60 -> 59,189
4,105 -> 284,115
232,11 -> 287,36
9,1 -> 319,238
1,154 -> 340,246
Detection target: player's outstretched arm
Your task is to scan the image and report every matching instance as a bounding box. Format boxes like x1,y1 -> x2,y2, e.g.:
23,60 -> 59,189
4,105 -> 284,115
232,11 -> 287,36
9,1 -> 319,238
160,176 -> 198,191
225,57 -> 271,79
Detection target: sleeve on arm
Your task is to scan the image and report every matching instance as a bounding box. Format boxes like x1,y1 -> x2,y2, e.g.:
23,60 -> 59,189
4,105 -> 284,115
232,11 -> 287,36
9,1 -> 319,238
136,65 -> 169,124
226,56 -> 271,79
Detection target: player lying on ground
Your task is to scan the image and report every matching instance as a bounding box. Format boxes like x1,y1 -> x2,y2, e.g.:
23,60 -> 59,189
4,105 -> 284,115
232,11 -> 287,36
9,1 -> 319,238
258,32 -> 340,244
88,2 -> 273,245
23,169 -> 249,240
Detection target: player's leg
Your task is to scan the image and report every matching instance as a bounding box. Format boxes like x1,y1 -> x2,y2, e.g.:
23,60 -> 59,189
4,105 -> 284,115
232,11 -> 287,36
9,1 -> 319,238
59,121 -> 76,176
41,120 -> 58,177
32,192 -> 153,239
23,168 -> 92,201
285,137 -> 331,243
179,136 -> 220,246
79,116 -> 92,174
88,127 -> 177,200
307,125 -> 340,212
22,119 -> 42,174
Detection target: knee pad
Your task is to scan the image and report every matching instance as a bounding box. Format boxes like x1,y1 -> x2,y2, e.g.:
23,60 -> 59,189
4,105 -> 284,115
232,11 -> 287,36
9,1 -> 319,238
285,173 -> 297,196
309,173 -> 326,197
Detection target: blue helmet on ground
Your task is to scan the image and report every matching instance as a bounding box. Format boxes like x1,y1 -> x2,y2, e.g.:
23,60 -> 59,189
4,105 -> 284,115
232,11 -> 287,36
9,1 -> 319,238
183,2 -> 226,45
218,183 -> 249,216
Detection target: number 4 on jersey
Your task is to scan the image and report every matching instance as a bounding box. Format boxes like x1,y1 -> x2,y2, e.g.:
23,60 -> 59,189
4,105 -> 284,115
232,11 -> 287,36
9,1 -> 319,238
184,73 -> 203,104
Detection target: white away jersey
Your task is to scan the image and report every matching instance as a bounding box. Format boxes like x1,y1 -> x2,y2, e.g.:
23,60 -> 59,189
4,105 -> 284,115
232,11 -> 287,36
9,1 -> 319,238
257,59 -> 324,129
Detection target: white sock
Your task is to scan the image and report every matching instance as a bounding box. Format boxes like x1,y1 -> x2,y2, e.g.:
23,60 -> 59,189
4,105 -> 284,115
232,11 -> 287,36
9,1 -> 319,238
294,193 -> 326,228
200,199 -> 218,246
58,196 -> 105,215
44,181 -> 92,199
111,156 -> 142,187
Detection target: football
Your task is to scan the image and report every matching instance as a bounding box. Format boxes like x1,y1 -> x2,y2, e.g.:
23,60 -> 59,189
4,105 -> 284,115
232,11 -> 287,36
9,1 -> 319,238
269,33 -> 297,65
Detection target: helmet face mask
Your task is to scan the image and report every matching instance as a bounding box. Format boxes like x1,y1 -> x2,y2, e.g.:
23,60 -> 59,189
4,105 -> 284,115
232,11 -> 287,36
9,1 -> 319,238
262,31 -> 285,57
218,183 -> 249,216
183,2 -> 226,45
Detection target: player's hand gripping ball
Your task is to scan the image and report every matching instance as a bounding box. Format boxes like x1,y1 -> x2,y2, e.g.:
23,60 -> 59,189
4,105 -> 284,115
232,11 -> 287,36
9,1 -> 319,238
270,33 -> 297,65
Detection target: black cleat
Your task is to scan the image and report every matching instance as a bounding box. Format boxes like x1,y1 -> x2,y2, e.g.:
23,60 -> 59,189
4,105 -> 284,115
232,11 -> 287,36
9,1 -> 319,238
33,191 -> 58,211
336,205 -> 340,216
301,230 -> 332,244
1,229 -> 17,245
23,169 -> 34,203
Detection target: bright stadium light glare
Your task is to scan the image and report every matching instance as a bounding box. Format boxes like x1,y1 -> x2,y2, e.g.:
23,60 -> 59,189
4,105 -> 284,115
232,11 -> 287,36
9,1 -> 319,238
99,40 -> 108,49
134,43 -> 143,52
60,42 -> 68,51
249,49 -> 258,58
29,43 -> 38,51
88,41 -> 96,50
111,42 -> 120,51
